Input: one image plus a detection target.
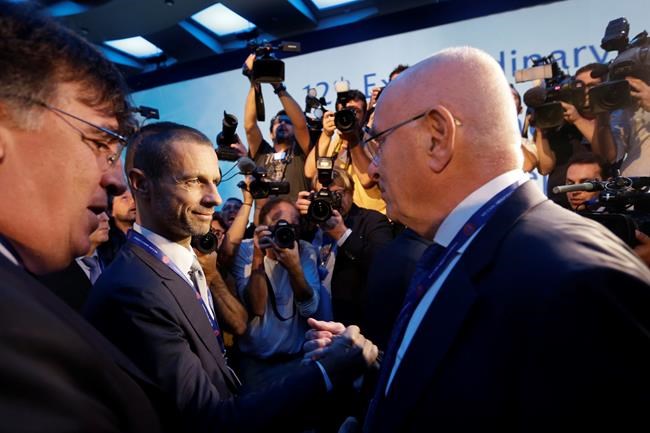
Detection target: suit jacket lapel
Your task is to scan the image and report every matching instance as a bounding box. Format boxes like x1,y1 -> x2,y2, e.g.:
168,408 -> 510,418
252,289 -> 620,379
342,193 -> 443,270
128,242 -> 239,390
378,182 -> 548,428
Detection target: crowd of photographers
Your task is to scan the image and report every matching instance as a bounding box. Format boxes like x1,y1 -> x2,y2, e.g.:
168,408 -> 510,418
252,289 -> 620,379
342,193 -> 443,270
3,1 -> 650,431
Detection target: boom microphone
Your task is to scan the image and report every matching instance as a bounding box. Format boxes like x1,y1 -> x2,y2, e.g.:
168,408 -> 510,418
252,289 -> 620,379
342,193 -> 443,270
236,156 -> 256,175
552,181 -> 605,194
523,86 -> 547,108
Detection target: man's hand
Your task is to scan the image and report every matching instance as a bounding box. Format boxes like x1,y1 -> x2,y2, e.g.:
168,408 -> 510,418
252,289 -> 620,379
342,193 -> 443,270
322,209 -> 347,241
243,53 -> 255,79
369,86 -> 383,109
561,101 -> 584,124
194,249 -> 218,280
322,111 -> 336,137
296,191 -> 312,216
303,318 -> 346,362
312,324 -> 379,386
634,230 -> 650,268
627,77 -> 650,112
272,240 -> 301,272
253,225 -> 273,251
230,136 -> 248,158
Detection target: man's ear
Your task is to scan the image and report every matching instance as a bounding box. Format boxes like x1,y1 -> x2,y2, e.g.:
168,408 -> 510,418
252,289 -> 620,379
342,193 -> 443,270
423,105 -> 457,173
128,168 -> 149,198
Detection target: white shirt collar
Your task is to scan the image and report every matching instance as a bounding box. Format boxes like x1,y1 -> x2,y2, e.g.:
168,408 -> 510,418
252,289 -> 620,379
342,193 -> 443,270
434,169 -> 528,252
0,241 -> 19,266
133,223 -> 196,276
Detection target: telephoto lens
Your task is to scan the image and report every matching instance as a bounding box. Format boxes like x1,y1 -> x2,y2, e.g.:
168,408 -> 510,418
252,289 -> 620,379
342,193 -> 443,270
271,219 -> 296,249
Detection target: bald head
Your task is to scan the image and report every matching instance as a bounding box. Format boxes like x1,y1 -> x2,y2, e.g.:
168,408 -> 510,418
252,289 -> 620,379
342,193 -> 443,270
369,47 -> 523,236
381,47 -> 522,170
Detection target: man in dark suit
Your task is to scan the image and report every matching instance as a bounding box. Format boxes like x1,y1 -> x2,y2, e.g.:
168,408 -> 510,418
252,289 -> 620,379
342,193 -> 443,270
0,2 -> 163,431
307,47 -> 650,432
297,168 -> 394,325
84,121 -> 379,433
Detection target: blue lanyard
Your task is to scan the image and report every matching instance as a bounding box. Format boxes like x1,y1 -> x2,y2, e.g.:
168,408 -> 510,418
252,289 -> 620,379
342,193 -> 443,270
127,230 -> 226,354
418,179 -> 525,293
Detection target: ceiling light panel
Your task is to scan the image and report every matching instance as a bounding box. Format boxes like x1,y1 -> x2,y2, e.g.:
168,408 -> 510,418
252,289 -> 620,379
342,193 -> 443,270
311,0 -> 360,10
191,3 -> 256,37
104,36 -> 164,59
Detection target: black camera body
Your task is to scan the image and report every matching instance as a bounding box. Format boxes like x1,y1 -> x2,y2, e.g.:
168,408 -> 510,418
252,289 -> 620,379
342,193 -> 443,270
307,157 -> 342,222
334,108 -> 358,133
522,55 -> 586,129
237,166 -> 290,200
191,231 -> 218,254
308,188 -> 342,223
215,111 -> 240,162
568,176 -> 650,247
249,41 -> 300,83
589,17 -> 650,114
269,219 -> 297,249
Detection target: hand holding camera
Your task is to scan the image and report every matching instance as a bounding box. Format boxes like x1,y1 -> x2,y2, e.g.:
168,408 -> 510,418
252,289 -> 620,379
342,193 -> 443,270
321,111 -> 336,137
627,77 -> 650,112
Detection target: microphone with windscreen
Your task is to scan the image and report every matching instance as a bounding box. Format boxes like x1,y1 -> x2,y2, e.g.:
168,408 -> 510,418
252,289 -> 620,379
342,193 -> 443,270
236,156 -> 257,175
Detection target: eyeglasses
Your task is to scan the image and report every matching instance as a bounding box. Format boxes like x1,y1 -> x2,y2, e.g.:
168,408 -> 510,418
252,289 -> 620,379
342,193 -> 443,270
363,109 -> 462,166
3,94 -> 128,169
42,103 -> 128,168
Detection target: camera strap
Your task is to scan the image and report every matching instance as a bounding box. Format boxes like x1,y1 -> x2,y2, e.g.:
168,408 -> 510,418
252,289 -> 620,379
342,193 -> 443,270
264,273 -> 297,322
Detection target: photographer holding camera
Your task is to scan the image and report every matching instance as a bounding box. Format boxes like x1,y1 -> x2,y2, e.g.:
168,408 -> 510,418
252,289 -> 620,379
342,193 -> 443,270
533,63 -> 602,208
230,197 -> 326,389
305,89 -> 386,214
243,54 -> 311,206
592,77 -> 650,176
296,168 -> 393,325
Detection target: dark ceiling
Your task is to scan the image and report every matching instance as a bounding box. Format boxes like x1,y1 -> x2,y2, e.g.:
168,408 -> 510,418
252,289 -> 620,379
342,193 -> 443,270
38,0 -> 559,91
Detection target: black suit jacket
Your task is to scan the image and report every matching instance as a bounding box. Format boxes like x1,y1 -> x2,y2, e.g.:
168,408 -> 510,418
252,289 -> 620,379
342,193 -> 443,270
84,240 -> 330,433
0,255 -> 161,432
331,204 -> 393,325
38,260 -> 92,312
364,182 -> 650,433
363,228 -> 432,351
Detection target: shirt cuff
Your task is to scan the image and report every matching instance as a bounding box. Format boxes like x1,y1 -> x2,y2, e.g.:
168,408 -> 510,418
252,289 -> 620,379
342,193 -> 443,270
314,360 -> 333,392
336,228 -> 353,247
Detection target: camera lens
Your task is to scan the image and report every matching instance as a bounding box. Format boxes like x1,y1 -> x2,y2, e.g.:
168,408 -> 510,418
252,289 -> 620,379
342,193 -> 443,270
334,109 -> 357,133
191,232 -> 217,254
273,224 -> 296,249
308,198 -> 333,223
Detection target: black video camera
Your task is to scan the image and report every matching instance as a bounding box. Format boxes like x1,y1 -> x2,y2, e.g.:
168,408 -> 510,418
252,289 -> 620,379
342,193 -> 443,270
237,165 -> 290,200
522,55 -> 586,129
588,18 -> 650,114
215,111 -> 241,162
555,176 -> 650,246
191,231 -> 218,254
308,157 -> 342,222
248,40 -> 301,83
269,219 -> 297,249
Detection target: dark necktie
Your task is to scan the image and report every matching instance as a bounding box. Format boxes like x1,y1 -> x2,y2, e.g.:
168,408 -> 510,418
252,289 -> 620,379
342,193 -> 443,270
81,255 -> 102,284
365,242 -> 448,422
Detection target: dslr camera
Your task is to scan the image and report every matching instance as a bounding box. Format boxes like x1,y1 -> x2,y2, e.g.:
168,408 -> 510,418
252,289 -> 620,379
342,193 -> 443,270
237,164 -> 290,200
333,78 -> 358,133
268,219 -> 297,249
191,231 -> 219,254
248,40 -> 301,83
521,55 -> 587,129
215,111 -> 241,162
308,157 -> 342,223
588,17 -> 650,113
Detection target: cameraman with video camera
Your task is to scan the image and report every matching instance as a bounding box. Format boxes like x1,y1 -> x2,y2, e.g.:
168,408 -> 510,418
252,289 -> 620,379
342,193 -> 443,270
243,53 -> 311,207
592,76 -> 650,176
229,197 -> 325,389
296,168 -> 393,325
532,63 -> 603,208
305,89 -> 386,214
